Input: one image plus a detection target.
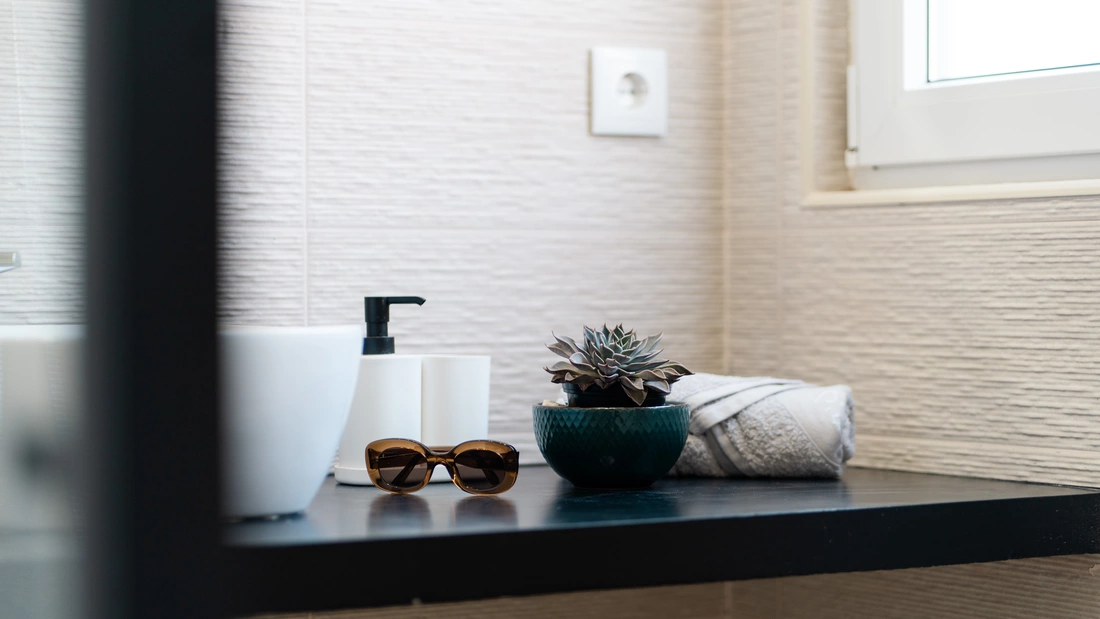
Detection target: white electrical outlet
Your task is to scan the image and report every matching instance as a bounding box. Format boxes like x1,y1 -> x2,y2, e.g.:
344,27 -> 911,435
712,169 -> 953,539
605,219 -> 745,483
590,47 -> 668,137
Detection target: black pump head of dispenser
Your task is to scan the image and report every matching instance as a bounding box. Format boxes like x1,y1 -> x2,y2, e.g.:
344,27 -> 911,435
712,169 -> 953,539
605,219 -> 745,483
363,296 -> 425,354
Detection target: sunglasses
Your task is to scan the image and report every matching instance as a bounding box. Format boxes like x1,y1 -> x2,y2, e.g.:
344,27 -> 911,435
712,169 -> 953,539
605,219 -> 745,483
366,439 -> 519,495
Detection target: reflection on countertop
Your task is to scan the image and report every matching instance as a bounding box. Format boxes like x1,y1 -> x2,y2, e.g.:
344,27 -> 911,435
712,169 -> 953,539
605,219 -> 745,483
224,464 -> 1094,549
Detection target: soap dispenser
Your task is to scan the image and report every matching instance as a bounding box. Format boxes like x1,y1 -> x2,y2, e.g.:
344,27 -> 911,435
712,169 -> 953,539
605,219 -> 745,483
334,296 -> 425,485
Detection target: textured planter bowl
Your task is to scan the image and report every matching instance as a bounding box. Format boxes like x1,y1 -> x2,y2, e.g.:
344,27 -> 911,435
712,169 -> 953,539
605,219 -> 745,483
532,403 -> 689,489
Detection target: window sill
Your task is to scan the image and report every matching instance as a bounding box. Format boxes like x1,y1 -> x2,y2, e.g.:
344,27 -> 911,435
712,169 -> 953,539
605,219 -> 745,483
802,178 -> 1100,209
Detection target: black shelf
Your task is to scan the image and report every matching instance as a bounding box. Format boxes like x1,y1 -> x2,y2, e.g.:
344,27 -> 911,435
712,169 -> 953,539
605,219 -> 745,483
223,466 -> 1100,615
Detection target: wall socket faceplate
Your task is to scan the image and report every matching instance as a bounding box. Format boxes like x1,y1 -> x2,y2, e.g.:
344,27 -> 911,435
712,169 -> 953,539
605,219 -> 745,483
590,47 -> 668,137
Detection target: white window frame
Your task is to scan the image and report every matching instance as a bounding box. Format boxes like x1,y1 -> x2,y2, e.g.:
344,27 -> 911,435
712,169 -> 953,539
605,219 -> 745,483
847,0 -> 1100,191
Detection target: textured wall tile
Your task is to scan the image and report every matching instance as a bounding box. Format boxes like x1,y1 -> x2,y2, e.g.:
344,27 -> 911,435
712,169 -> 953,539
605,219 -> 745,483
810,0 -> 849,192
0,0 -> 84,325
301,582 -> 727,619
778,0 -> 804,212
219,226 -> 307,326
300,0 -> 723,40
726,1 -> 780,37
853,435 -> 1100,487
723,29 -> 782,232
725,231 -> 781,376
721,0 -> 781,232
0,2 -> 19,217
305,11 -> 723,232
728,554 -> 1100,619
219,0 -> 306,227
0,225 -> 83,324
720,0 -> 784,374
0,0 -> 83,230
307,226 -> 724,459
774,221 -> 1100,484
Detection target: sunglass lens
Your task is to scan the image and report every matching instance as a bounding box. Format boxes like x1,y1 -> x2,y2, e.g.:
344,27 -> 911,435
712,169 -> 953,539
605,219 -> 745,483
375,447 -> 429,489
453,449 -> 509,491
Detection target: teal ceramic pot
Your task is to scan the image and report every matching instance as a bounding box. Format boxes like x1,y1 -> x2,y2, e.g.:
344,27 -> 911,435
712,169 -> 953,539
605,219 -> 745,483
532,403 -> 690,489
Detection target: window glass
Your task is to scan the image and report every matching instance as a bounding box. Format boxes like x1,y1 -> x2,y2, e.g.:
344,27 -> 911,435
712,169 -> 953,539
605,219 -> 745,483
928,0 -> 1100,82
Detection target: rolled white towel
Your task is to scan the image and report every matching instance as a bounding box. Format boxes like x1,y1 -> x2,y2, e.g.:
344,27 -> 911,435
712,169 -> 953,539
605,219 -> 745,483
668,374 -> 855,478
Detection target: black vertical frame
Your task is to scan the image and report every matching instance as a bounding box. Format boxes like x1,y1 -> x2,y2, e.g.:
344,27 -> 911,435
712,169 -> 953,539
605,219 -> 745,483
84,0 -> 222,617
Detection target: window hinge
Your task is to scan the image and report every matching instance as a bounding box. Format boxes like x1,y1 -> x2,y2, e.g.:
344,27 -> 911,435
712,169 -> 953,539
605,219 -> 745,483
845,65 -> 859,167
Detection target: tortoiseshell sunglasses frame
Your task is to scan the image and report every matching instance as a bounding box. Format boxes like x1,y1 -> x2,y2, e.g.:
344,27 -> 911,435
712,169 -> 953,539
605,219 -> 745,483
365,438 -> 519,495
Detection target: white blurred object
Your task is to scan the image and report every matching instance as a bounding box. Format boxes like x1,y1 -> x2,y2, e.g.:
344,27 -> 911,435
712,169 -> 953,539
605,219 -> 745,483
0,325 -> 83,532
220,325 -> 361,518
0,252 -> 20,275
420,355 -> 490,483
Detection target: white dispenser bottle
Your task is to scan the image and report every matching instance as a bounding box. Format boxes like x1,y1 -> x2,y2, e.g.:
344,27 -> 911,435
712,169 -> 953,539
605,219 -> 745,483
334,296 -> 425,485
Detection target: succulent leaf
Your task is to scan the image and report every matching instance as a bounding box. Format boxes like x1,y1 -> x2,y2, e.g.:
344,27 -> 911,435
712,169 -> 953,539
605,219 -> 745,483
548,333 -> 582,358
643,379 -> 671,394
544,324 -> 693,404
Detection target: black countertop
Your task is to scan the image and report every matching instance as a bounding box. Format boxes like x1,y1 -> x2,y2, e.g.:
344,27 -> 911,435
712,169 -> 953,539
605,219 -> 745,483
223,466 -> 1100,615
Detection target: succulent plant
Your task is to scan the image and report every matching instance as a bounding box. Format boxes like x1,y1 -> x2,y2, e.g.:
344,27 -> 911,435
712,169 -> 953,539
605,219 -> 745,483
545,324 -> 692,406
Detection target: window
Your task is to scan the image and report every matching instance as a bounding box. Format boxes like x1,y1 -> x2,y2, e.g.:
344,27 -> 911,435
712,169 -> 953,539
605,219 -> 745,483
847,0 -> 1100,189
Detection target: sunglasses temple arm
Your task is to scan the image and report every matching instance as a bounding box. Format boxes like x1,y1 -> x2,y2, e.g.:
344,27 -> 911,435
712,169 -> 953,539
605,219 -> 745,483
485,469 -> 502,485
391,455 -> 422,486
470,453 -> 503,486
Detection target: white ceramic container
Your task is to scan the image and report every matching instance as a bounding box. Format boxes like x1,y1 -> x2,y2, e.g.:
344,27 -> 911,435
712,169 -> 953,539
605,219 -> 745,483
220,325 -> 361,519
0,325 -> 83,531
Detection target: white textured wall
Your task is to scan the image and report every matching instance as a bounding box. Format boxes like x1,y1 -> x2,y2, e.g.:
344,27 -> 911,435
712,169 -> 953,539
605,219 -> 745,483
724,0 -> 1100,488
218,0 -> 728,457
0,0 -> 84,325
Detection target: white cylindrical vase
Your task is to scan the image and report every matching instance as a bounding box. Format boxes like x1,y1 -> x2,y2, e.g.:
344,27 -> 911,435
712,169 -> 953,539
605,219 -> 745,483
334,354 -> 422,485
420,355 -> 491,482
